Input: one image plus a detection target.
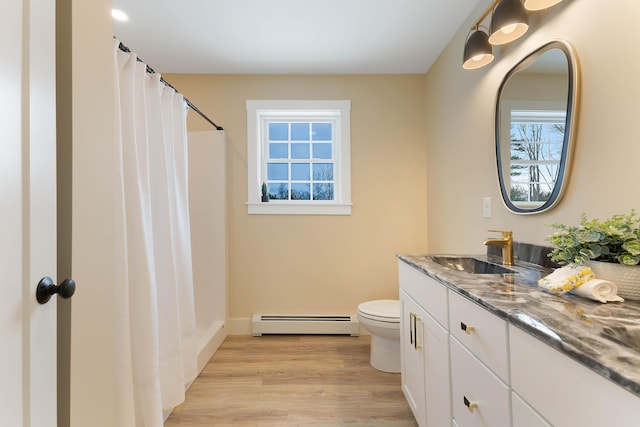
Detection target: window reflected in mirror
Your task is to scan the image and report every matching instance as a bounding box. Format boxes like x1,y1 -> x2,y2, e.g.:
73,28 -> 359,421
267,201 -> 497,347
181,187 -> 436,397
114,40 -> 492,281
495,41 -> 579,214
508,109 -> 565,206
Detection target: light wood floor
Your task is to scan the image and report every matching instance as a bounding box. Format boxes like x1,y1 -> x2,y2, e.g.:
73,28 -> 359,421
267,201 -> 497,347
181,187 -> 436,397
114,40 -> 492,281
165,335 -> 418,426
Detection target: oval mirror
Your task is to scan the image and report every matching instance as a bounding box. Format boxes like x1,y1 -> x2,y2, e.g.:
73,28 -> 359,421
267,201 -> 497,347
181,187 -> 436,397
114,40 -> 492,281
495,40 -> 580,214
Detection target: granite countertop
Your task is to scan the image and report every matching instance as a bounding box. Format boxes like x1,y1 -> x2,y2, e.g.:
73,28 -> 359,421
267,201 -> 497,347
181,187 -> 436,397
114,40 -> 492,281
397,253 -> 640,398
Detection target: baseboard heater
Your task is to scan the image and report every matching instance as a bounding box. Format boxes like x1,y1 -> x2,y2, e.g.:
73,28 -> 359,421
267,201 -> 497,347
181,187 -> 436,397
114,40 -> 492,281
252,314 -> 360,337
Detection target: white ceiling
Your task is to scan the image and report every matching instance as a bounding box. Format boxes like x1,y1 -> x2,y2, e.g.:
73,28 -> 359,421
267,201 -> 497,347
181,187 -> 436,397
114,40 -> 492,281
112,0 -> 480,74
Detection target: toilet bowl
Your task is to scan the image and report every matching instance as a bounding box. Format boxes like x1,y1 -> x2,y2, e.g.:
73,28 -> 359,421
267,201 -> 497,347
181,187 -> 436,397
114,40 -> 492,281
357,299 -> 400,373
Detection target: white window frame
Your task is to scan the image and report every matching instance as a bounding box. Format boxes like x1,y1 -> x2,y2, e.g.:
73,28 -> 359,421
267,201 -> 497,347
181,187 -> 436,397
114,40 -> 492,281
502,100 -> 566,209
246,100 -> 352,215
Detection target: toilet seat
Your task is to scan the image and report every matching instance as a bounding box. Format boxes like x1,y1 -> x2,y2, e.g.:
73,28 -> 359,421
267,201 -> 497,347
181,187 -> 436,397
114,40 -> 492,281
357,300 -> 400,324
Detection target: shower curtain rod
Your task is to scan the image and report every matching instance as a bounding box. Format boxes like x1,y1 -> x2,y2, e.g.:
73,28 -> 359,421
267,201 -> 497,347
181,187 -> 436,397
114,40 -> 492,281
117,41 -> 224,131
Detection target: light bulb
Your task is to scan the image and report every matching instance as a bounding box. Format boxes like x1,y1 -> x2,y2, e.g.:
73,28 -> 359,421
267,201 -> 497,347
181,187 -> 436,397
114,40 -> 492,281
500,23 -> 518,35
112,9 -> 128,22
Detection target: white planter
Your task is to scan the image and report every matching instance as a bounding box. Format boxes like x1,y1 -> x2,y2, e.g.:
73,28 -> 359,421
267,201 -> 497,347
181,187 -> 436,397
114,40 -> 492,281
587,260 -> 640,300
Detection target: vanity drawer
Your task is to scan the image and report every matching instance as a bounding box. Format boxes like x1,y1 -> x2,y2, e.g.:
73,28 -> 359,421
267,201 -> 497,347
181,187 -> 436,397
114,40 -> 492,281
450,337 -> 510,427
512,392 -> 551,427
448,290 -> 509,382
398,261 -> 448,328
510,326 -> 640,427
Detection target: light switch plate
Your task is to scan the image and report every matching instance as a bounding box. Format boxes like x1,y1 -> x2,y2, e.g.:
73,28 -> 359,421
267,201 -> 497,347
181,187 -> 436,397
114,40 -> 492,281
483,197 -> 492,218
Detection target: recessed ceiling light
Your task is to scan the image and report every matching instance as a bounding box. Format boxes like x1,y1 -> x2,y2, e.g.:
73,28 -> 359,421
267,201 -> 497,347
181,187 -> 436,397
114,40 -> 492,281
112,9 -> 128,22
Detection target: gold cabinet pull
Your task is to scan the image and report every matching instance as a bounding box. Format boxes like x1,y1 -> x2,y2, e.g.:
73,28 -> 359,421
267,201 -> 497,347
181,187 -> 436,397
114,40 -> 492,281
460,321 -> 475,335
413,315 -> 421,349
463,395 -> 478,413
408,311 -> 422,349
409,313 -> 415,345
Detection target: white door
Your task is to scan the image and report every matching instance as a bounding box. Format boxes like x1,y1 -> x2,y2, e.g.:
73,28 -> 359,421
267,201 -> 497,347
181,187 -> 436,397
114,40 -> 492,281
1,0 -> 58,425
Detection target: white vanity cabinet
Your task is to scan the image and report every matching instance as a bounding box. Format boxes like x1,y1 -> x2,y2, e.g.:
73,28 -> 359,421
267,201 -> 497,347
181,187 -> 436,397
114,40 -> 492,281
448,290 -> 509,382
399,262 -> 450,427
511,392 -> 551,427
510,326 -> 640,427
422,303 -> 450,426
450,338 -> 511,427
398,258 -> 640,427
400,289 -> 427,424
448,290 -> 511,427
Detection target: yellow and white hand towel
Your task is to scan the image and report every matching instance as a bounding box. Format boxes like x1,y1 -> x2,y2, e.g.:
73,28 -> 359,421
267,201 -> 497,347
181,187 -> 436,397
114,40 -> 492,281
538,265 -> 595,296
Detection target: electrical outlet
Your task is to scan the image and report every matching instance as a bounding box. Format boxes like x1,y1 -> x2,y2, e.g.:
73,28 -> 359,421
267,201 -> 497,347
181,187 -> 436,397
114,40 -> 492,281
483,197 -> 492,218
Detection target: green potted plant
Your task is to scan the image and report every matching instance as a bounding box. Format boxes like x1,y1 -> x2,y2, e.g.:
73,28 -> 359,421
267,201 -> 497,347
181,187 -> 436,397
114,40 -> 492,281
261,182 -> 269,202
546,210 -> 640,299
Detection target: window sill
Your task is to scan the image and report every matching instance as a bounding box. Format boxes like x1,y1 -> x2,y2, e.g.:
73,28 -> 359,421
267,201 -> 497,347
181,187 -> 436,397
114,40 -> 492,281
247,202 -> 352,215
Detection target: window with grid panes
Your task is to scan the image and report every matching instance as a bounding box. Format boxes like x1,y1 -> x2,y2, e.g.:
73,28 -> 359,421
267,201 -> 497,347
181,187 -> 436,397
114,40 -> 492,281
509,109 -> 566,206
246,100 -> 351,215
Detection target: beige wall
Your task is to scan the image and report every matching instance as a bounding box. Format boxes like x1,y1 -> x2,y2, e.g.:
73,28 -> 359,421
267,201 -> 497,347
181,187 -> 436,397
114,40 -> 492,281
57,0 -> 119,425
168,0 -> 640,330
166,74 -> 428,329
425,0 -> 640,254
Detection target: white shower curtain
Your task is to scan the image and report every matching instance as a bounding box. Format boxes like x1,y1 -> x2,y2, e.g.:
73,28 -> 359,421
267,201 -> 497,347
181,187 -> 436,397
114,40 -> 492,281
112,39 -> 198,426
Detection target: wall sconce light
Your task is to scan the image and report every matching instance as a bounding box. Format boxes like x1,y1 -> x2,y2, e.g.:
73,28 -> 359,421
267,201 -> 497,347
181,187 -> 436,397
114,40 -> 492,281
489,0 -> 529,45
463,27 -> 494,70
463,0 -> 564,69
523,0 -> 563,11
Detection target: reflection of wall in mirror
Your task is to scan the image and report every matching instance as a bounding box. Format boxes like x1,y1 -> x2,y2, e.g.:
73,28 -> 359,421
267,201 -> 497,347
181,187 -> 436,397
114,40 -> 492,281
502,72 -> 568,104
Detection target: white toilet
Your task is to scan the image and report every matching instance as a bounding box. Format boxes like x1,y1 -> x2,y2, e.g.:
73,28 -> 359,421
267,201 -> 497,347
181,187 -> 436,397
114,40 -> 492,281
357,299 -> 401,373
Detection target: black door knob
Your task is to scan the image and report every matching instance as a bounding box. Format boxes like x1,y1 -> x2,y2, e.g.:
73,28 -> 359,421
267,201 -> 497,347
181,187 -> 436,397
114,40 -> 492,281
36,277 -> 76,304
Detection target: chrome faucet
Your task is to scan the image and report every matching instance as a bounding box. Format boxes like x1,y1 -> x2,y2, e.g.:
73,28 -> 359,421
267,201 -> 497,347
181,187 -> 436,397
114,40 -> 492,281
483,230 -> 514,266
